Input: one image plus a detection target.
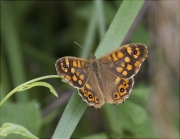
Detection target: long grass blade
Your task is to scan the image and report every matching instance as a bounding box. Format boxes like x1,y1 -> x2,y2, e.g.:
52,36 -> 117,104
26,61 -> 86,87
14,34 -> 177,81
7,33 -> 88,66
52,0 -> 145,138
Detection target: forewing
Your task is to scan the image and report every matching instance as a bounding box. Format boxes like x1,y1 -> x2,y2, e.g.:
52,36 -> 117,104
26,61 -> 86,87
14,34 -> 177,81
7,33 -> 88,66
55,56 -> 90,88
98,43 -> 148,79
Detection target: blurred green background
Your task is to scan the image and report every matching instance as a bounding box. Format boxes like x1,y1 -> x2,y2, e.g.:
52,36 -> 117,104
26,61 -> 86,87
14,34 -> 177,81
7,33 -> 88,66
1,1 -> 179,138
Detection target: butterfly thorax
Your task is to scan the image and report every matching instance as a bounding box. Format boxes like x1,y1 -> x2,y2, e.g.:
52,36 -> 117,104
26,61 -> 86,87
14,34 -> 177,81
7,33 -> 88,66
89,54 -> 100,72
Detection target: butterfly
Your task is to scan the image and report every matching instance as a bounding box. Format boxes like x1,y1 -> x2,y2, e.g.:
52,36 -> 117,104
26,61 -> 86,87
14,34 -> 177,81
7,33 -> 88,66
55,43 -> 148,108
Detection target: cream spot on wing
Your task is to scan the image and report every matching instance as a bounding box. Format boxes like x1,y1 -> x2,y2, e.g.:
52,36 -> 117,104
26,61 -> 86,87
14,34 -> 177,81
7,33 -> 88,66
121,62 -> 125,67
81,87 -> 85,92
124,57 -> 130,63
117,51 -> 124,58
79,74 -> 84,80
65,75 -> 71,81
122,71 -> 128,76
116,67 -> 123,73
107,55 -> 111,61
81,61 -> 85,67
71,68 -> 75,74
65,58 -> 69,67
78,80 -> 82,85
134,61 -> 140,67
73,60 -> 77,67
133,55 -> 138,58
75,72 -> 79,76
77,60 -> 81,68
127,47 -> 132,55
86,83 -> 91,89
127,64 -> 132,70
72,75 -> 77,81
115,77 -> 121,85
65,69 -> 68,72
112,53 -> 118,61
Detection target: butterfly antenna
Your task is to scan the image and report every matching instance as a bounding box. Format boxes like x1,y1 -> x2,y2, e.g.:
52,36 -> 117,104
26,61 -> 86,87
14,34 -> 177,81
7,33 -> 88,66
74,42 -> 91,55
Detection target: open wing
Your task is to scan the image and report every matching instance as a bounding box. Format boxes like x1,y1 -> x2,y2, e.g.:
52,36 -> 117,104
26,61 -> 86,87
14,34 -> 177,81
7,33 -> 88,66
98,43 -> 148,79
55,56 -> 90,88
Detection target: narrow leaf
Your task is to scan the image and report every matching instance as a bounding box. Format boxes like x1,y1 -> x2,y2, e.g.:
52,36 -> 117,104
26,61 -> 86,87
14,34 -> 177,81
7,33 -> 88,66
52,0 -> 145,138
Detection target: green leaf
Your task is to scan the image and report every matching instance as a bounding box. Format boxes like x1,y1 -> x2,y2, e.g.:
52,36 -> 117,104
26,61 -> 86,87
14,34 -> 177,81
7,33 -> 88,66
1,101 -> 41,138
81,132 -> 108,139
0,75 -> 59,107
131,85 -> 151,102
17,82 -> 58,97
0,123 -> 38,139
118,100 -> 155,138
52,0 -> 145,138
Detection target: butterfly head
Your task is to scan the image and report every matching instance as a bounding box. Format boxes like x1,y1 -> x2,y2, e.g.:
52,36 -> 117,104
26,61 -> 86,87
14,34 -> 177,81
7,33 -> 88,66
89,53 -> 97,60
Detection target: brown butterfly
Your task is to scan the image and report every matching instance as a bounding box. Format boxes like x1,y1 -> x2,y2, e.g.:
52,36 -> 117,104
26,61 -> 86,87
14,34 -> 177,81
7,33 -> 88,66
55,43 -> 148,108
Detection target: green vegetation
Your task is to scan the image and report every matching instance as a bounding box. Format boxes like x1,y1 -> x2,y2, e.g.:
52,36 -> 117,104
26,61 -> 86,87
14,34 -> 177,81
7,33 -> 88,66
1,0 -> 179,139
